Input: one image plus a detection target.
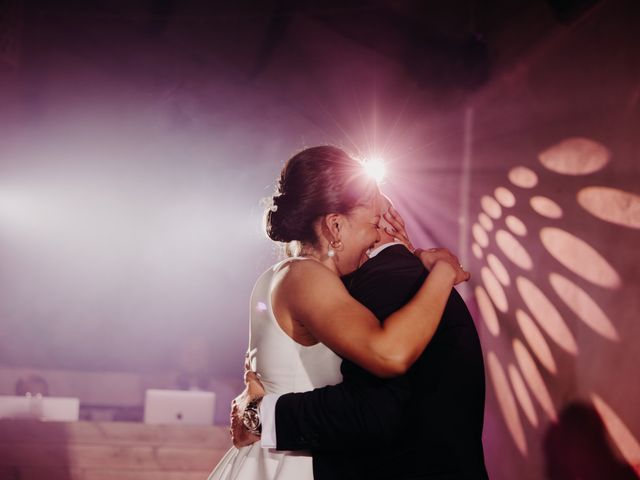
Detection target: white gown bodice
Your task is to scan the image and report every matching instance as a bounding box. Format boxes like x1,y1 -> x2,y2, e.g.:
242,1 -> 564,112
208,259 -> 343,480
246,260 -> 343,395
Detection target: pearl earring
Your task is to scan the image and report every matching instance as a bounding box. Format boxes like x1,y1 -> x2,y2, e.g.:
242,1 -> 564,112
328,239 -> 341,258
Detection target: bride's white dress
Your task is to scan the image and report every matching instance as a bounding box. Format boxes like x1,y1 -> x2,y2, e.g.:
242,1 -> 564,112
208,260 -> 343,480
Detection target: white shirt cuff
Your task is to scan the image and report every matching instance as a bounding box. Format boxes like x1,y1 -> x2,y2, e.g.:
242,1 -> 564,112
259,393 -> 281,449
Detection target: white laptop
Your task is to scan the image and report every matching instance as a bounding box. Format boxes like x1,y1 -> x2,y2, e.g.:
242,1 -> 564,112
0,395 -> 80,421
143,389 -> 215,426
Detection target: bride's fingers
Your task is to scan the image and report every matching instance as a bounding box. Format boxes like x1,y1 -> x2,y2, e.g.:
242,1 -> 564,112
386,227 -> 408,243
451,262 -> 471,284
384,217 -> 406,238
384,208 -> 414,248
385,226 -> 414,252
388,206 -> 406,227
384,212 -> 405,234
384,225 -> 399,237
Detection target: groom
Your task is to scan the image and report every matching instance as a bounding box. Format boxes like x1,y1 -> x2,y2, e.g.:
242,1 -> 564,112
234,198 -> 488,479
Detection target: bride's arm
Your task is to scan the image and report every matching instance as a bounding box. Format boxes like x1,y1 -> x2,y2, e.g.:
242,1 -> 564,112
275,253 -> 463,378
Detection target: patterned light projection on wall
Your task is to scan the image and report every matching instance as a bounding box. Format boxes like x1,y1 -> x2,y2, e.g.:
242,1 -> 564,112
577,187 -> 640,229
472,137 -> 640,473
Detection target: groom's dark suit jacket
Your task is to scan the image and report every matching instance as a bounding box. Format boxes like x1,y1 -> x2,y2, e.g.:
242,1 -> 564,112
274,244 -> 488,479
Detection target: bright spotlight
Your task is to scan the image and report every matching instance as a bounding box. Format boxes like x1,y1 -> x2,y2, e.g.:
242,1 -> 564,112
363,158 -> 386,183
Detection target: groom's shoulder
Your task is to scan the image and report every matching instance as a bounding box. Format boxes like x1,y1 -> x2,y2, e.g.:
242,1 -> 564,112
372,244 -> 422,268
357,245 -> 425,280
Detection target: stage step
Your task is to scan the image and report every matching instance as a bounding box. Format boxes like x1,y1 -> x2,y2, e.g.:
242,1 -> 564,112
0,419 -> 231,479
0,467 -> 213,480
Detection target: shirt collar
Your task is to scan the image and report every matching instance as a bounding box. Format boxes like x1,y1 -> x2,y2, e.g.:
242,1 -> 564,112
367,241 -> 401,258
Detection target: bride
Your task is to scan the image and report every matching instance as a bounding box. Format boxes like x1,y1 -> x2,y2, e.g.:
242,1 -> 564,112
208,146 -> 469,479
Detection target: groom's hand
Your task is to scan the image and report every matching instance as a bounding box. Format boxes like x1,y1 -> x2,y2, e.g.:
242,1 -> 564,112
230,371 -> 265,448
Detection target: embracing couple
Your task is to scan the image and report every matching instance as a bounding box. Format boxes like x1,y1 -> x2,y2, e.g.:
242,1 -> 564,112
208,146 -> 488,479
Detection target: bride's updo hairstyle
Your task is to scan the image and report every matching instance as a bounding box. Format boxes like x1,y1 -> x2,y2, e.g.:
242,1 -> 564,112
266,146 -> 377,252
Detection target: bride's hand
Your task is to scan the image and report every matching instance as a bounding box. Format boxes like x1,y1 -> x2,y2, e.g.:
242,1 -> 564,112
230,371 -> 266,448
415,247 -> 471,285
383,206 -> 415,253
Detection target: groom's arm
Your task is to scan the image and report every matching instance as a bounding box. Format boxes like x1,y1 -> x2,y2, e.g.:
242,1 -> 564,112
271,373 -> 413,451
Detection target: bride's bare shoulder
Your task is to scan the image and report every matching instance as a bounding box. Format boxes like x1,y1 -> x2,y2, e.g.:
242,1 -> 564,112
274,258 -> 336,287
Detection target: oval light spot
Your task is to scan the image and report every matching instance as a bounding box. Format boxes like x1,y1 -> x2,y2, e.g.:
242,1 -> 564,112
549,273 -> 619,341
475,286 -> 500,336
505,215 -> 527,236
516,276 -> 578,355
539,137 -> 610,175
481,195 -> 503,219
472,243 -> 484,260
509,166 -> 539,189
495,187 -> 516,207
592,393 -> 640,474
487,352 -> 527,455
508,364 -> 538,427
516,309 -> 557,375
482,267 -> 509,313
496,230 -> 533,270
479,212 -> 494,231
540,227 -> 621,289
577,186 -> 640,230
472,223 -> 489,248
513,339 -> 557,421
530,196 -> 563,219
487,253 -> 511,286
